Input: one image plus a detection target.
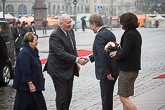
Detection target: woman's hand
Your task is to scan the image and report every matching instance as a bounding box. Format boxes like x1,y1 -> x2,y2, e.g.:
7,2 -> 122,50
109,51 -> 117,57
107,74 -> 114,80
27,81 -> 36,93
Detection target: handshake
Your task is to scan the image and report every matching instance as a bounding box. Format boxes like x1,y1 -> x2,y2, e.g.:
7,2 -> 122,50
78,57 -> 89,65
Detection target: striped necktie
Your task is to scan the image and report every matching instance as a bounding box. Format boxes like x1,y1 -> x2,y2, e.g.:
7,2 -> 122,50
66,32 -> 74,50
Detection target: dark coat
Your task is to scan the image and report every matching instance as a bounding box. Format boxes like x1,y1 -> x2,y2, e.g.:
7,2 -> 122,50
0,36 -> 9,66
13,26 -> 22,48
21,27 -> 28,39
13,43 -> 45,91
28,26 -> 36,34
89,27 -> 119,80
44,26 -> 79,80
115,29 -> 142,71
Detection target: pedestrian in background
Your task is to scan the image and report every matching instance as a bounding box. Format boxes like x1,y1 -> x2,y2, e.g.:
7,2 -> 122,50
21,22 -> 29,40
82,19 -> 86,31
28,21 -> 36,34
42,18 -> 47,34
155,19 -> 159,28
110,12 -> 142,110
13,32 -> 47,110
13,21 -> 22,57
9,22 -> 14,36
0,25 -> 9,91
21,21 -> 25,30
43,14 -> 88,110
88,14 -> 119,110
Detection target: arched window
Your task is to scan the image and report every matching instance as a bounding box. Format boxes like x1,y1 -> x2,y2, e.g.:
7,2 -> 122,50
62,5 -> 64,11
81,5 -> 83,13
48,4 -> 51,17
53,5 -> 56,16
77,6 -> 79,14
6,5 -> 14,16
57,5 -> 60,14
31,5 -> 34,16
70,6 -> 72,14
18,5 -> 27,18
66,6 -> 68,14
0,6 -> 2,12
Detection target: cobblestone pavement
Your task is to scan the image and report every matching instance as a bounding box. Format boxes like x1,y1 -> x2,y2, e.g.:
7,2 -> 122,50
0,28 -> 165,110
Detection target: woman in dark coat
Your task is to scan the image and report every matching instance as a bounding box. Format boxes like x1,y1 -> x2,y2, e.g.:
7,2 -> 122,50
13,32 -> 47,110
110,12 -> 142,110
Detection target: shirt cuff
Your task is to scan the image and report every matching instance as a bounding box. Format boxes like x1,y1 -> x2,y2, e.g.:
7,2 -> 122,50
75,57 -> 79,63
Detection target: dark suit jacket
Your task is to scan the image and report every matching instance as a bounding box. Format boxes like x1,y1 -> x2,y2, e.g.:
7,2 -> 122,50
28,26 -> 36,34
115,29 -> 142,71
13,26 -> 22,48
0,36 -> 9,66
44,26 -> 79,80
89,27 -> 119,80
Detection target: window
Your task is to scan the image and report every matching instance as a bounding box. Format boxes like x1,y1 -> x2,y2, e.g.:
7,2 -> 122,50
48,4 -> 51,17
77,6 -> 79,14
0,6 -> 2,12
6,5 -> 14,16
18,5 -> 27,17
70,6 -> 72,14
31,5 -> 34,16
81,5 -> 83,13
57,5 -> 60,14
62,5 -> 64,11
53,5 -> 56,16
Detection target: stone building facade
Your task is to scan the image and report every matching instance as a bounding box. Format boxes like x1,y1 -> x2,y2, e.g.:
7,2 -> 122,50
0,0 -> 90,18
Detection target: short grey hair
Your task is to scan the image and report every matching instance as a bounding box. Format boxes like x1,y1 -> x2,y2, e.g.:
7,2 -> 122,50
89,14 -> 104,27
58,14 -> 70,25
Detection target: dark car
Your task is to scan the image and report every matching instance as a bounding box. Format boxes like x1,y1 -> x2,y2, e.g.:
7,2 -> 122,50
0,21 -> 15,86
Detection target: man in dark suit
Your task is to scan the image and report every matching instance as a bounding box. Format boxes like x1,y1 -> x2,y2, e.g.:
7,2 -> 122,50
88,14 -> 119,110
28,21 -> 36,34
13,21 -> 22,57
9,22 -> 14,36
21,22 -> 29,40
44,14 -> 88,110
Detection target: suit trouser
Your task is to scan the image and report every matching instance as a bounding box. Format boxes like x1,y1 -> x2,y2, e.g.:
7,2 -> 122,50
100,76 -> 117,110
51,75 -> 74,110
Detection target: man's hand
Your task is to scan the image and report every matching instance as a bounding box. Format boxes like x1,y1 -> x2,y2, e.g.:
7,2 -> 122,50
77,63 -> 80,71
78,57 -> 89,65
107,74 -> 114,80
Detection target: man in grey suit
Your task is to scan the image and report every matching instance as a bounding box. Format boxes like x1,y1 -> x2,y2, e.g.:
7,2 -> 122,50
44,14 -> 88,110
88,14 -> 119,110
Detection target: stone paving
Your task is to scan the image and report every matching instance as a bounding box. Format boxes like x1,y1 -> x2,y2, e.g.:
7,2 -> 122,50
0,28 -> 165,110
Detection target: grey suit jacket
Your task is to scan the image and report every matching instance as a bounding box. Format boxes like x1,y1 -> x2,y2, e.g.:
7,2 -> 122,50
44,26 -> 79,79
89,27 -> 119,80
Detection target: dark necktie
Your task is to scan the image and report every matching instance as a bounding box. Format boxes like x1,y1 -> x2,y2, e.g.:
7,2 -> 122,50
66,32 -> 74,50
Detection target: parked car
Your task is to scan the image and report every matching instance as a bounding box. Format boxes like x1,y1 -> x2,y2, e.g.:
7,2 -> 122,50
0,21 -> 15,86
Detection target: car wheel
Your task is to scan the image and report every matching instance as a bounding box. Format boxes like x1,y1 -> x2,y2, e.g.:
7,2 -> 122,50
0,65 -> 11,86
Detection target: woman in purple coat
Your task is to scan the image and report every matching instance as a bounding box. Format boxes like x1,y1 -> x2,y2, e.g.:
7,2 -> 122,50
13,32 -> 47,110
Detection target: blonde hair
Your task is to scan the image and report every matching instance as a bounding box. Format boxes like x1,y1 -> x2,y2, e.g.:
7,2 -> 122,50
23,32 -> 38,44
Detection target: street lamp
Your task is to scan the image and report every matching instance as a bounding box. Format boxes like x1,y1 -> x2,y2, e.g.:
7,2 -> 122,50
2,0 -> 6,20
73,0 -> 77,31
